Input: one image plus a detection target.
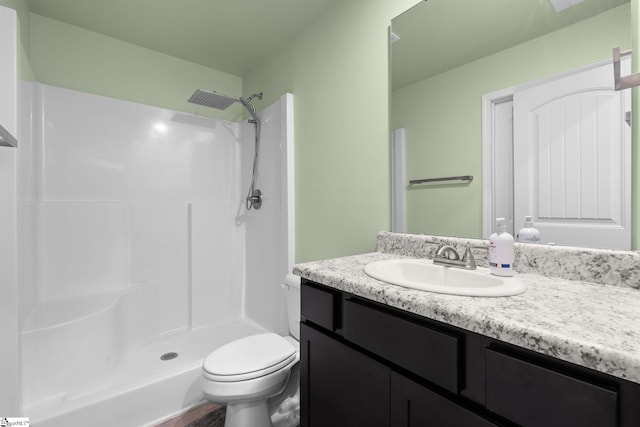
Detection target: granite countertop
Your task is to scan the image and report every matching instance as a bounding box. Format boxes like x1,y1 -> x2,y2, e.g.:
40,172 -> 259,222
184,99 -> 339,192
293,251 -> 640,384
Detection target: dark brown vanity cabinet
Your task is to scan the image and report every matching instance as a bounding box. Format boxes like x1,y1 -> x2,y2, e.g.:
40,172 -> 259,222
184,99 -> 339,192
300,279 -> 640,427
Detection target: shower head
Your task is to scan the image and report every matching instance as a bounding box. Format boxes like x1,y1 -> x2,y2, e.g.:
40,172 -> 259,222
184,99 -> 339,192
189,89 -> 263,125
188,89 -> 238,110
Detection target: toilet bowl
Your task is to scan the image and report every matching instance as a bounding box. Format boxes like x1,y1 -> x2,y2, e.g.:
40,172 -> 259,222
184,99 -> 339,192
201,275 -> 301,427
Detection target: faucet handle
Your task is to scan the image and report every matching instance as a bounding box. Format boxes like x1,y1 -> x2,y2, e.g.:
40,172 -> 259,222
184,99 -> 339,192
461,247 -> 477,269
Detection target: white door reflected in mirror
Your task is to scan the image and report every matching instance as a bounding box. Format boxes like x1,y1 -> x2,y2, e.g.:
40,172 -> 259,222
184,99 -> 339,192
483,59 -> 631,250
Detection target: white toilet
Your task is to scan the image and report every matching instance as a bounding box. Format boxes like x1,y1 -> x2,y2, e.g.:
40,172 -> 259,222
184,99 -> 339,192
202,274 -> 301,427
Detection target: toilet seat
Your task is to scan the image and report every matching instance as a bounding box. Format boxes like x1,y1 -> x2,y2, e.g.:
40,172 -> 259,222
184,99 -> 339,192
203,333 -> 297,382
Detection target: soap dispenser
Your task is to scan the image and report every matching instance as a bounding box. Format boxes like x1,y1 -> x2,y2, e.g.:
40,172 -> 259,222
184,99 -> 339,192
489,218 -> 514,277
517,216 -> 540,244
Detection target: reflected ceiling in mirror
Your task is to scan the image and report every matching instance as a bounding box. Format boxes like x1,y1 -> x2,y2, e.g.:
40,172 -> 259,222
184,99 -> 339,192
392,0 -> 628,90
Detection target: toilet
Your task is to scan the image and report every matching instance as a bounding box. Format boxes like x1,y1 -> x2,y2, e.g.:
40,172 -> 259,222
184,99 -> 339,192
202,274 -> 301,427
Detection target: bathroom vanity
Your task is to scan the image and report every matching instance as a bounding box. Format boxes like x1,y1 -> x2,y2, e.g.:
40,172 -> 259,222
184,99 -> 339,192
295,232 -> 640,427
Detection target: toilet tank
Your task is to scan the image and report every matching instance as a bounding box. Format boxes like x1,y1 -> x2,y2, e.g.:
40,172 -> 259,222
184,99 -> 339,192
283,274 -> 301,340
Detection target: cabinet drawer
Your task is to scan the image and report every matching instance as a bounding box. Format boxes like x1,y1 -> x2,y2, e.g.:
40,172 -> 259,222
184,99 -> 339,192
301,283 -> 339,331
344,299 -> 460,393
486,348 -> 618,427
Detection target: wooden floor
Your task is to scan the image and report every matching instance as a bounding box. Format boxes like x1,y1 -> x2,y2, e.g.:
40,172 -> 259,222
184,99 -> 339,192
155,402 -> 223,427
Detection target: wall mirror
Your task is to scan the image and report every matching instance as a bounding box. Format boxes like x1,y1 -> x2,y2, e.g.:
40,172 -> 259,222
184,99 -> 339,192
390,0 -> 634,250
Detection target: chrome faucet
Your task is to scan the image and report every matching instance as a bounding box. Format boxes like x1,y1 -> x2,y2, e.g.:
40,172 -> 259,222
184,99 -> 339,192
433,244 -> 477,270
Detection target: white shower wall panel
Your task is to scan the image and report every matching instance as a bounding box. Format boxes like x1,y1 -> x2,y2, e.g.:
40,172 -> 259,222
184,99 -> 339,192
40,85 -> 236,203
244,194 -> 285,333
18,80 -> 39,321
242,95 -> 294,334
250,110 -> 282,199
36,84 -> 242,335
189,202 -> 244,328
40,201 -> 128,300
125,200 -> 192,333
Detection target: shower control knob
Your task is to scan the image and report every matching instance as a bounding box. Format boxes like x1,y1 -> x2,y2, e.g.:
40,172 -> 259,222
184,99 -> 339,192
247,189 -> 263,210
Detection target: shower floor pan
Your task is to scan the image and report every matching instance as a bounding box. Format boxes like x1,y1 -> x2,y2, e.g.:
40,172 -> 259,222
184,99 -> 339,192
23,317 -> 267,427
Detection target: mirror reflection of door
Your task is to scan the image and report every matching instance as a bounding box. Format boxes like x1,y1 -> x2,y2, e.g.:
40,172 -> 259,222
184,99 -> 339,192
484,59 -> 631,249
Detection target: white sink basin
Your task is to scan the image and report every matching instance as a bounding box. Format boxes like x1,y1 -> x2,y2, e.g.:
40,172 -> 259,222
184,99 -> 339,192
363,259 -> 526,297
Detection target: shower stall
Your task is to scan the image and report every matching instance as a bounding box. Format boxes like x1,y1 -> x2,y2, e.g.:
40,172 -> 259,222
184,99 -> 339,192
15,83 -> 295,426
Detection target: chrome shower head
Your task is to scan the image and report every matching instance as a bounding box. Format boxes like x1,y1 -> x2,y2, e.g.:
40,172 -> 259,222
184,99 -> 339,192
188,89 -> 238,110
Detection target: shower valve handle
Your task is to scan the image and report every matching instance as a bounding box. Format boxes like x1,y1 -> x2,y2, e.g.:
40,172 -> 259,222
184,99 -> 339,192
247,189 -> 263,210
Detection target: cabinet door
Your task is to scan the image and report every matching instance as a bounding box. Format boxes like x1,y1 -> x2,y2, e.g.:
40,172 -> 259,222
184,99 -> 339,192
301,323 -> 390,427
391,372 -> 497,427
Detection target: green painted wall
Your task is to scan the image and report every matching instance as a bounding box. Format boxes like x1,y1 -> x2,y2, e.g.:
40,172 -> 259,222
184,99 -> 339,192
29,13 -> 243,121
393,5 -> 632,240
244,0 -> 417,262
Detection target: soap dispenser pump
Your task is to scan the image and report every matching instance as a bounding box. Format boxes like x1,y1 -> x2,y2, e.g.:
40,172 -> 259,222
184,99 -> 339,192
489,218 -> 514,277
517,216 -> 541,244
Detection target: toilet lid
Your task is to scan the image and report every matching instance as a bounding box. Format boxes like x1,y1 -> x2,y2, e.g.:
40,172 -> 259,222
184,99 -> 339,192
203,333 -> 296,381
